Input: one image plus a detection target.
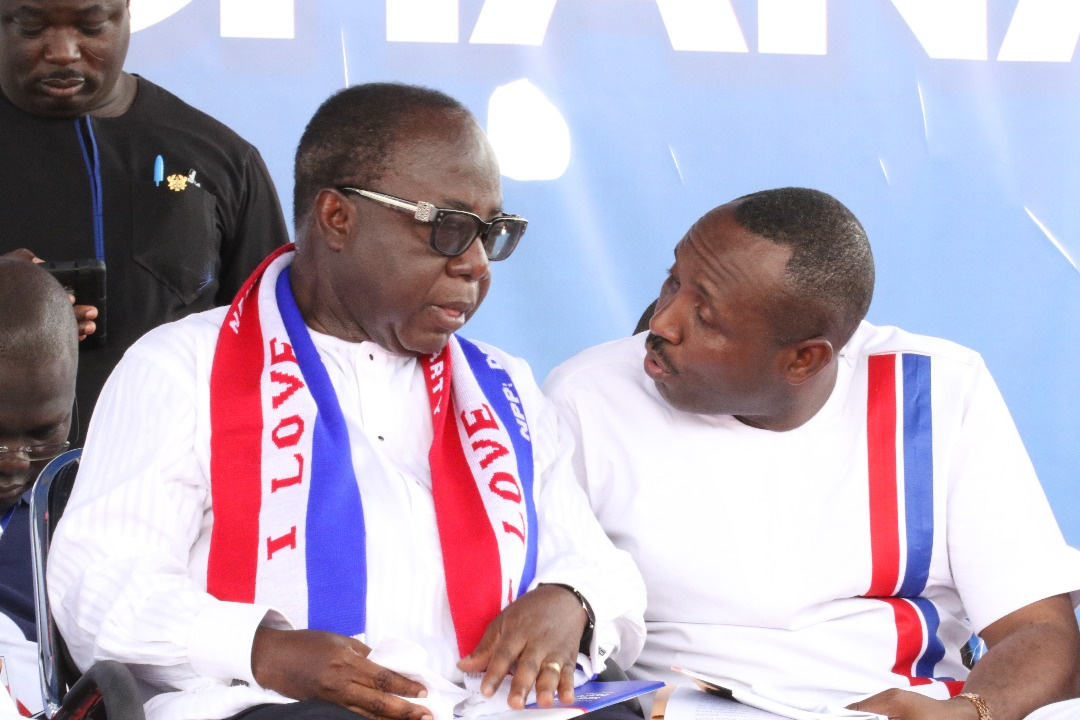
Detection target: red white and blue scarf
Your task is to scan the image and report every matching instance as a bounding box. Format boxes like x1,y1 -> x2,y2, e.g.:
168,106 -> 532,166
206,246 -> 537,656
862,352 -> 964,696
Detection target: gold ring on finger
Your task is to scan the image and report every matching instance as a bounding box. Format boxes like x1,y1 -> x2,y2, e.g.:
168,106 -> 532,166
543,661 -> 562,674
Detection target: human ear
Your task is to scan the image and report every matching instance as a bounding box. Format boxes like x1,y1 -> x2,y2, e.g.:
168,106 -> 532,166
784,338 -> 834,385
313,189 -> 353,252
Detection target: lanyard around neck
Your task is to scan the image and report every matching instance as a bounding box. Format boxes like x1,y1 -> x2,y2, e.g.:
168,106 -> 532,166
74,116 -> 106,261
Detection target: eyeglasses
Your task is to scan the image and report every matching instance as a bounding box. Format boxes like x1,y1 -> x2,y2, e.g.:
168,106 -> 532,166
0,441 -> 70,462
337,187 -> 527,262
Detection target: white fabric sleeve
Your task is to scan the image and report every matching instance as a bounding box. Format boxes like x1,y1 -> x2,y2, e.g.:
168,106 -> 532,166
502,353 -> 647,672
46,325 -> 288,690
0,684 -> 19,720
945,358 -> 1080,632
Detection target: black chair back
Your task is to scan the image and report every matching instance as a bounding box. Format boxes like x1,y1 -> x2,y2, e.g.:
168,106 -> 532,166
634,300 -> 657,335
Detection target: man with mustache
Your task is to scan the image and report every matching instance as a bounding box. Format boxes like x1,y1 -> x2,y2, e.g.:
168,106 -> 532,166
544,187 -> 1080,720
0,0 -> 288,443
47,82 -> 646,720
0,258 -> 78,716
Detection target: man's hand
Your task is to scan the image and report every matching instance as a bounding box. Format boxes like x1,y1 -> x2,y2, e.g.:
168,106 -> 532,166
850,595 -> 1080,720
457,584 -> 588,710
251,627 -> 431,720
72,300 -> 98,341
848,688 -> 978,720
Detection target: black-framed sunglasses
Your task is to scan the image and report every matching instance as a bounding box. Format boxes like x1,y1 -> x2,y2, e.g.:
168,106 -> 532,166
337,187 -> 528,262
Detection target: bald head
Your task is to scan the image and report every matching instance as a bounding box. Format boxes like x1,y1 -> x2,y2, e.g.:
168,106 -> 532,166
0,258 -> 78,365
0,258 -> 78,510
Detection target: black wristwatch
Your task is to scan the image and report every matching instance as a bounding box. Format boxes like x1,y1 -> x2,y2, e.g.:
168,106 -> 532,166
546,583 -> 596,653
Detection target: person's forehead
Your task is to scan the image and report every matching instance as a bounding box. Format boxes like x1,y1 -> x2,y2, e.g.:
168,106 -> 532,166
0,350 -> 74,390
678,205 -> 792,294
381,116 -> 503,211
2,0 -> 125,14
0,371 -> 72,436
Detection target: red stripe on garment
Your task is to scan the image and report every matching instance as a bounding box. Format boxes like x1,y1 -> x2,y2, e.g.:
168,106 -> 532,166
429,351 -> 503,657
884,598 -> 931,686
207,246 -> 291,602
866,354 -> 901,597
944,680 -> 965,696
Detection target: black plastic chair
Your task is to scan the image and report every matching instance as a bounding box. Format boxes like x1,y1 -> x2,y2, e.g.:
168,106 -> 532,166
30,449 -> 144,720
633,300 -> 656,335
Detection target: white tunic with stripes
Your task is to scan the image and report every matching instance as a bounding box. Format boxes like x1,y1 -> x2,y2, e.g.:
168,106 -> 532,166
46,306 -> 647,720
544,321 -> 1080,712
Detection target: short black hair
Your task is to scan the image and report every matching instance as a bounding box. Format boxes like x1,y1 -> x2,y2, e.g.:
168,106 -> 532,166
293,82 -> 471,226
732,187 -> 875,348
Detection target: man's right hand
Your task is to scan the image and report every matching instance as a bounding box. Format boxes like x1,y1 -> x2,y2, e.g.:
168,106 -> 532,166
251,627 -> 433,720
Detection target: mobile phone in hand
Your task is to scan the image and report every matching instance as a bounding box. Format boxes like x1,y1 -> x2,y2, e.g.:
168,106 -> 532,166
44,259 -> 107,349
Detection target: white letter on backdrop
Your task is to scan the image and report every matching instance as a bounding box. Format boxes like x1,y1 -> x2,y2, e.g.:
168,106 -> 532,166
471,0 -> 557,45
129,0 -> 194,32
220,0 -> 294,38
889,0 -> 987,60
759,0 -> 827,55
656,0 -> 749,53
387,0 -> 458,42
998,0 -> 1080,62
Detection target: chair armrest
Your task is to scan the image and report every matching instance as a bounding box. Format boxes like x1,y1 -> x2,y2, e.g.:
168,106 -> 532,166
53,661 -> 144,720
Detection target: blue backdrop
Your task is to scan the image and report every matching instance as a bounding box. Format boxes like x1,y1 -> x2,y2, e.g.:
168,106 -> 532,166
125,0 -> 1080,544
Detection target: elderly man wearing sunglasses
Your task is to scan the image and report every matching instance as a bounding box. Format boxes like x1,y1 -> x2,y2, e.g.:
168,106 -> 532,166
47,83 -> 646,720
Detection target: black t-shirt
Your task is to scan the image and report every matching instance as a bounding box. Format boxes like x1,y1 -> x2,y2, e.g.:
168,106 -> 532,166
0,77 -> 290,440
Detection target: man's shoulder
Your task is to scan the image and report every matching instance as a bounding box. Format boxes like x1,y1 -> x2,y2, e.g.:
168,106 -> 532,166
546,334 -> 644,382
844,321 -> 985,371
544,334 -> 646,397
127,76 -> 259,153
123,306 -> 229,366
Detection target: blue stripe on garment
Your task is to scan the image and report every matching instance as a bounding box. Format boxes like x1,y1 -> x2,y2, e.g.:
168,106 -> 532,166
457,336 -> 538,597
899,353 -> 934,597
277,268 -> 367,635
85,119 -> 105,260
911,597 -> 953,680
73,117 -> 106,261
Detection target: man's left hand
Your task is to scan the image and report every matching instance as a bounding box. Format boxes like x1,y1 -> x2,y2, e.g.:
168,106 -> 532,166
457,584 -> 588,710
849,688 -> 978,720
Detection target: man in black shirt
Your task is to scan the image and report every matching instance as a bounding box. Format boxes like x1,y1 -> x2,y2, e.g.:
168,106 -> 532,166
0,0 -> 289,441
